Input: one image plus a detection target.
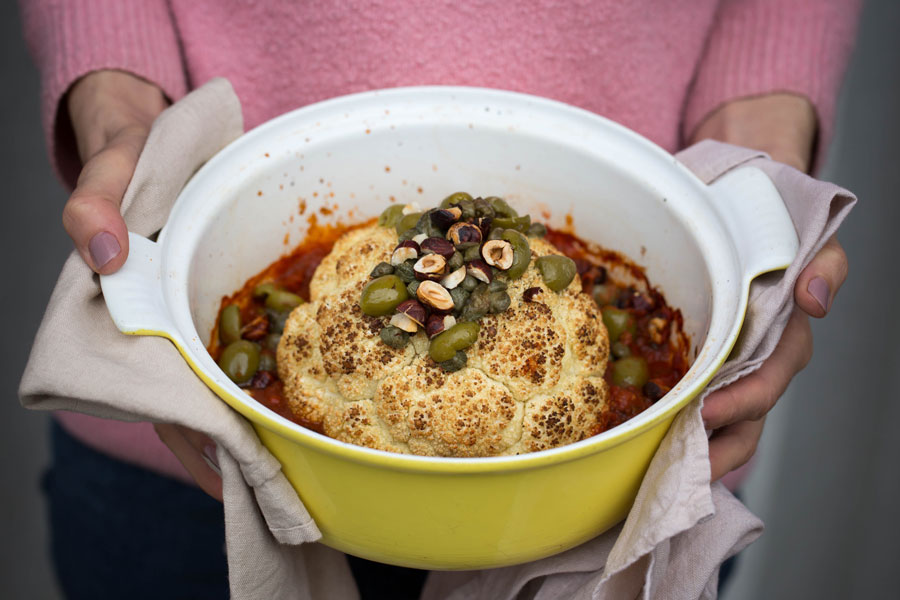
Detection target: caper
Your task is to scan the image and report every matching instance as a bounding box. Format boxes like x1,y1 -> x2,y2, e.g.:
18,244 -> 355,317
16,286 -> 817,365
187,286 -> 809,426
487,227 -> 505,241
219,304 -> 242,345
492,215 -> 531,233
488,278 -> 508,293
526,222 -> 547,238
370,261 -> 395,278
611,356 -> 649,388
440,191 -> 473,209
218,340 -> 261,384
398,226 -> 422,243
380,325 -> 410,349
406,280 -> 420,297
592,283 -> 617,306
429,321 -> 480,363
253,282 -> 278,299
438,350 -> 468,372
473,197 -> 495,219
263,332 -> 282,352
536,255 -> 577,291
258,351 -> 277,372
265,289 -> 303,312
486,196 -> 518,218
266,308 -> 290,334
448,251 -> 464,271
460,283 -> 491,321
360,275 -> 409,316
489,291 -> 511,313
417,210 -> 443,238
601,307 -> 637,343
394,261 -> 416,283
455,241 -> 478,252
460,274 -> 478,292
463,245 -> 482,262
395,212 -> 422,235
501,229 -> 531,279
378,204 -> 405,228
458,198 -> 476,221
611,340 -> 631,359
450,287 -> 470,311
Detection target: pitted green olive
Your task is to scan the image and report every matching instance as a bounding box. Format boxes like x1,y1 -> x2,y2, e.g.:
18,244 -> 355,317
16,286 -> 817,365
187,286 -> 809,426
536,255 -> 576,291
252,282 -> 277,299
219,340 -> 261,384
492,215 -> 531,233
219,304 -> 242,345
501,229 -> 531,279
611,341 -> 631,359
440,192 -> 473,209
264,289 -> 303,312
378,204 -> 405,228
395,212 -> 422,235
486,196 -> 518,218
602,307 -> 636,343
429,321 -> 480,363
611,356 -> 649,388
526,222 -> 547,238
360,275 -> 409,316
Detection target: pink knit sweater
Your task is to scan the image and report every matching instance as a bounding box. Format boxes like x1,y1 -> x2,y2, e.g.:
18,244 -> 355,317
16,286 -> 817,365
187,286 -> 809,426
22,0 -> 860,483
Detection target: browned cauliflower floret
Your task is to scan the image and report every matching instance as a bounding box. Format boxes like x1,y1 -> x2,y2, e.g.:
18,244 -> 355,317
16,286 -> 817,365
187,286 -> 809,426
277,223 -> 610,457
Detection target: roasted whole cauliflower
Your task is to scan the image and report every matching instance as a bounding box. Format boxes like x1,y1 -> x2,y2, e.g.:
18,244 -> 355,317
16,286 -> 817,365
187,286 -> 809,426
277,223 -> 610,457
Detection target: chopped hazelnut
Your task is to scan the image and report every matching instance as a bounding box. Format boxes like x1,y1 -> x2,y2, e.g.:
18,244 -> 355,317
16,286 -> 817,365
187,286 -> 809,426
466,259 -> 493,283
396,299 -> 427,326
413,254 -> 447,280
447,222 -> 483,246
391,241 -> 419,265
426,314 -> 457,338
420,237 -> 456,259
481,240 -> 514,270
390,312 -> 419,333
416,280 -> 455,312
440,266 -> 467,289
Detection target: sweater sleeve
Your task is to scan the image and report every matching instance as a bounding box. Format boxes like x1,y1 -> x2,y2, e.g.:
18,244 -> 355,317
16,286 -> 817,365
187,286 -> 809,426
19,0 -> 189,187
683,0 -> 863,162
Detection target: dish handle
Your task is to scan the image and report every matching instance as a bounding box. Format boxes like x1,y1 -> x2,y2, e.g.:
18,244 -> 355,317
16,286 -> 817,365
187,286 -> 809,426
707,166 -> 799,280
99,232 -> 179,340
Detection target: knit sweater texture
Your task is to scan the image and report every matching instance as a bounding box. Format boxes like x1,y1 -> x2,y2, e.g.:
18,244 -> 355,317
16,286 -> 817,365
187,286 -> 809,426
21,0 -> 861,482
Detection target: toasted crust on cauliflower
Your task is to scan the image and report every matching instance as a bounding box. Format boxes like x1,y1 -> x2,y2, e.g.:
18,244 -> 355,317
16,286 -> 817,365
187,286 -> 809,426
278,224 -> 610,457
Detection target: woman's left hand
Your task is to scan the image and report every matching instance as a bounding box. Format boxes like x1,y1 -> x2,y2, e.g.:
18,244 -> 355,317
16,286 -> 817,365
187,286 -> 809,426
689,93 -> 849,480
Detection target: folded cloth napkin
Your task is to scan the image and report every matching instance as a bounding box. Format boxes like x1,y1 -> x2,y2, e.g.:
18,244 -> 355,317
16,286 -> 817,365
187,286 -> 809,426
19,80 -> 856,599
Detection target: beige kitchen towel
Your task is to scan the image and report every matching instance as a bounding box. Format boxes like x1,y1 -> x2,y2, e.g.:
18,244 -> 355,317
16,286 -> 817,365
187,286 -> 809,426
19,78 -> 856,600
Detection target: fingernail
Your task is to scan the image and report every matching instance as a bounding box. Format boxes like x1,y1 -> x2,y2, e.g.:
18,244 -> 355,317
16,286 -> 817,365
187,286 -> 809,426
88,231 -> 121,269
808,277 -> 831,313
202,444 -> 221,475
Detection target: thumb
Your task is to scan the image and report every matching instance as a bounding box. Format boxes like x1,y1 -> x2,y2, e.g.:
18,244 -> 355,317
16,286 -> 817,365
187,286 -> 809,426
62,125 -> 149,274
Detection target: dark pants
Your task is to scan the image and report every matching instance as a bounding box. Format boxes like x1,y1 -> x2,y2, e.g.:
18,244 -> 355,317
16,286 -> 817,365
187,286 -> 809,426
44,421 -> 428,599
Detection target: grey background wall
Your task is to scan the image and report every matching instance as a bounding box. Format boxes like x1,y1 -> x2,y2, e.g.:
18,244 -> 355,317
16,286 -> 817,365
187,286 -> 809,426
1,1 -> 896,599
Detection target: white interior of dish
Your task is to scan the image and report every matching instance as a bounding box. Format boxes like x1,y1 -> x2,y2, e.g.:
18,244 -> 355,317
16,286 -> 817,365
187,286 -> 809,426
158,88 -> 743,446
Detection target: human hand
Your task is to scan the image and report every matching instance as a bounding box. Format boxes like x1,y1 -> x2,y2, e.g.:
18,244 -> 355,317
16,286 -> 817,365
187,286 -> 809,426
65,69 -> 167,273
154,423 -> 224,501
690,93 -> 849,480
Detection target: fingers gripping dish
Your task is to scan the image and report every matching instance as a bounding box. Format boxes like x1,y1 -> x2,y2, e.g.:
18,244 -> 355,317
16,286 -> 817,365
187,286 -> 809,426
276,198 -> 611,457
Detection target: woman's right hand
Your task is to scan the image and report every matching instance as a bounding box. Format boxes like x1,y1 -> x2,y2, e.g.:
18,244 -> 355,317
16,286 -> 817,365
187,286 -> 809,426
64,69 -> 167,274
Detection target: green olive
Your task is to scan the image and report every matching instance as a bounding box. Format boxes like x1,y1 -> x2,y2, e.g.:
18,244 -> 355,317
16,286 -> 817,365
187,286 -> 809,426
486,196 -> 518,218
252,282 -> 278,299
536,255 -> 576,292
492,215 -> 531,233
218,340 -> 261,384
440,191 -> 473,209
438,350 -> 468,372
501,229 -> 531,279
360,275 -> 409,316
592,283 -> 617,306
258,351 -> 277,372
429,321 -> 480,363
395,212 -> 422,235
526,222 -> 547,238
219,304 -> 242,345
264,289 -> 303,312
601,307 -> 636,343
380,325 -> 410,349
263,332 -> 282,352
611,356 -> 649,388
611,340 -> 631,359
378,204 -> 405,228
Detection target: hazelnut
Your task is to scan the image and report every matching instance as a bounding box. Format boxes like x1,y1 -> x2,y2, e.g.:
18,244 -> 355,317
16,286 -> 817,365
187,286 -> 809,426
416,280 -> 455,312
426,314 -> 457,338
419,237 -> 456,259
440,266 -> 467,289
389,312 -> 419,333
391,240 -> 419,265
413,254 -> 447,281
466,259 -> 493,284
412,232 -> 428,245
396,299 -> 427,326
481,240 -> 514,270
447,222 -> 483,246
476,216 -> 494,238
430,207 -> 462,229
523,287 -> 543,303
